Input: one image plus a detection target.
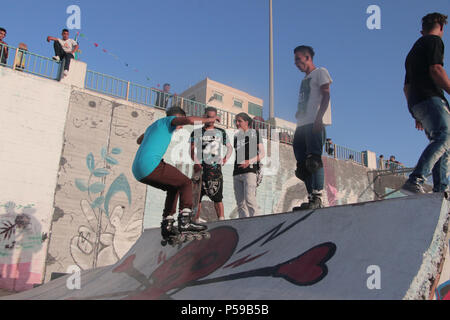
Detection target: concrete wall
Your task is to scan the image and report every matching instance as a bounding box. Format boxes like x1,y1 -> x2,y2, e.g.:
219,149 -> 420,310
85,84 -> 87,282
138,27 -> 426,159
0,67 -> 71,291
143,132 -> 410,229
43,89 -> 156,282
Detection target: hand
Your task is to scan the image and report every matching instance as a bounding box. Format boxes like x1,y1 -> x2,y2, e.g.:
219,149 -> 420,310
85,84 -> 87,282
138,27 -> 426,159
205,116 -> 220,125
313,118 -> 323,133
221,157 -> 228,166
238,160 -> 251,169
194,164 -> 203,172
415,120 -> 424,131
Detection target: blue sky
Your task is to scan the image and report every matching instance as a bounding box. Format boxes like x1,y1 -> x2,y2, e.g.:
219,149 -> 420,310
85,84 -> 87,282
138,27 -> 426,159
1,0 -> 449,167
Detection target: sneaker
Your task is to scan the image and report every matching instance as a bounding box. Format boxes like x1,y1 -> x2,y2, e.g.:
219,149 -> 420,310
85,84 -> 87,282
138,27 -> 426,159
309,194 -> 323,209
63,70 -> 69,77
195,217 -> 207,224
178,208 -> 207,233
52,56 -> 60,61
402,180 -> 425,194
161,216 -> 178,239
293,195 -> 312,211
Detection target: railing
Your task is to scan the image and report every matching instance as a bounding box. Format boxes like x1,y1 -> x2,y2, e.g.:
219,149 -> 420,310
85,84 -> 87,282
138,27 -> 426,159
0,43 -> 61,80
84,70 -> 372,165
85,70 -> 128,99
323,143 -> 365,166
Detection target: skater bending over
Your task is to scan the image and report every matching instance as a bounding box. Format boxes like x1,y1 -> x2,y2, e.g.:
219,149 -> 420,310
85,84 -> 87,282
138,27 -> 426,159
132,107 -> 220,240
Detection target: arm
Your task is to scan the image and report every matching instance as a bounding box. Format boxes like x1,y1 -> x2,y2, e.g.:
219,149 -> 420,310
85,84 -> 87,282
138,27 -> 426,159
190,141 -> 203,172
72,44 -> 79,55
430,64 -> 450,95
137,134 -> 144,145
313,83 -> 331,133
222,142 -> 233,165
47,36 -> 58,42
171,116 -> 219,127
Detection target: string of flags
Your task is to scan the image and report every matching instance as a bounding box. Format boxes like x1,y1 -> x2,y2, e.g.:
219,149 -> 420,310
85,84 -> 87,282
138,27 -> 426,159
74,32 -> 153,83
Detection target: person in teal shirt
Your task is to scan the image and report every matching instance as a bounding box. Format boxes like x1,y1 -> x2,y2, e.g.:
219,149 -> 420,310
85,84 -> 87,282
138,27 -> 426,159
132,107 -> 219,240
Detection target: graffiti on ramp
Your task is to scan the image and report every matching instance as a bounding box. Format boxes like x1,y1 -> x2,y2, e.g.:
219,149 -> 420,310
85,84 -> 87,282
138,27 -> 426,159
67,225 -> 337,300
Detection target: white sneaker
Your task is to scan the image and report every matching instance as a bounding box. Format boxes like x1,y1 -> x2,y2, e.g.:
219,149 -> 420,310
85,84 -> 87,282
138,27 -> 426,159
52,56 -> 60,61
63,70 -> 69,77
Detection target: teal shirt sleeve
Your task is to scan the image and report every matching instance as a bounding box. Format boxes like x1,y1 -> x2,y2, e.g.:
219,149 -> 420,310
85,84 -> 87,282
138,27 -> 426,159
164,116 -> 177,133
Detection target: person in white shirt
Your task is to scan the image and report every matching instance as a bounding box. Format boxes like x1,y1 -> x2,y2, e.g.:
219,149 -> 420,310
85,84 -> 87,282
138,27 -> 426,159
47,29 -> 79,77
293,45 -> 333,210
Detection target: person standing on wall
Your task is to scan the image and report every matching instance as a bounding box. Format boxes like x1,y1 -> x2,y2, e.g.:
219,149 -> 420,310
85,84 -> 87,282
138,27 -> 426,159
0,27 -> 9,65
233,113 -> 265,219
403,13 -> 450,194
155,83 -> 172,109
292,45 -> 333,210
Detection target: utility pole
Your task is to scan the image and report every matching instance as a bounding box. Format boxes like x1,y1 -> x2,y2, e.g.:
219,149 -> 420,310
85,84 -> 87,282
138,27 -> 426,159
269,0 -> 275,121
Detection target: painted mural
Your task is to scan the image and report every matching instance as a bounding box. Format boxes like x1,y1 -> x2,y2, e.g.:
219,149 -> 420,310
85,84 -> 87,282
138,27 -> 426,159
0,202 -> 47,291
44,92 -> 152,281
66,222 -> 337,300
70,148 -> 142,270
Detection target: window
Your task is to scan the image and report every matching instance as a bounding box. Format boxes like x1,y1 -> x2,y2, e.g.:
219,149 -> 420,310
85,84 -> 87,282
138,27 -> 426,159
213,92 -> 223,102
248,102 -> 263,117
233,99 -> 243,108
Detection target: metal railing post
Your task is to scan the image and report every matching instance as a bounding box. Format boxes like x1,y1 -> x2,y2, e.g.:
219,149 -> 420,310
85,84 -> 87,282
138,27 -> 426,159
12,48 -> 19,70
126,81 -> 130,101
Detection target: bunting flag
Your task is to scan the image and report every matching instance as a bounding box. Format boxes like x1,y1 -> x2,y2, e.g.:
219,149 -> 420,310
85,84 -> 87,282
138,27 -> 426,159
76,33 -> 152,82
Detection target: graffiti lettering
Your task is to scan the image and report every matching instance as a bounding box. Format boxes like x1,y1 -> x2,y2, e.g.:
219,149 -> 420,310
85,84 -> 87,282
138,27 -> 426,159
237,211 -> 315,253
224,251 -> 269,269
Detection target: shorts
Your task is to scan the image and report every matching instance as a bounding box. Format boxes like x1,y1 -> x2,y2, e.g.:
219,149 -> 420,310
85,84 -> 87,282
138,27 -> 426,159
201,165 -> 224,203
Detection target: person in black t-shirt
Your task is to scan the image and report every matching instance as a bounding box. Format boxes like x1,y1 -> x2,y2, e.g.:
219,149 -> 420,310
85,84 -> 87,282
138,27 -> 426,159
403,12 -> 450,194
233,113 -> 265,218
190,107 -> 233,222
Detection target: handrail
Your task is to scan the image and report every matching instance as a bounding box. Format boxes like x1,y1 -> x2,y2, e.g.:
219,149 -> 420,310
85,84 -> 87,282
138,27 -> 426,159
0,43 -> 61,80
83,69 -> 370,164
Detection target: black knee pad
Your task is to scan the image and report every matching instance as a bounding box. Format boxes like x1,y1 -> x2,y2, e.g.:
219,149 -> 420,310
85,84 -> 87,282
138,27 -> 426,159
305,154 -> 323,173
295,161 -> 308,182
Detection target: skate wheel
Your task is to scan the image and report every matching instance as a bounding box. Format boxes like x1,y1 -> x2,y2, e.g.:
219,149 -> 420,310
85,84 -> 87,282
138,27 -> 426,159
195,233 -> 203,241
161,240 -> 167,247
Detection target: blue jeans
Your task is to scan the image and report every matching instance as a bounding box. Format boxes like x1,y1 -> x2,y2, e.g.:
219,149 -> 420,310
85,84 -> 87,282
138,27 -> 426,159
293,124 -> 326,194
409,97 -> 450,192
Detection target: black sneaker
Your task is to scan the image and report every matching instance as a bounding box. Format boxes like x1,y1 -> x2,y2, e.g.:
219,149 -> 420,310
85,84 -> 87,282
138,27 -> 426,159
293,196 -> 312,211
309,195 -> 323,209
402,180 -> 425,194
178,209 -> 207,233
161,216 -> 178,239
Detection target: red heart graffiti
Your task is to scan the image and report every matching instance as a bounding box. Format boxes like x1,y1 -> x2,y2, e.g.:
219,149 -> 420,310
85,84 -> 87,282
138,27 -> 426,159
274,243 -> 336,286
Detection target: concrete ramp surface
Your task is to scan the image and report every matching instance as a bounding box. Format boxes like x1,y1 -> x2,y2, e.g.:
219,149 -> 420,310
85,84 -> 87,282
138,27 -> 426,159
4,193 -> 450,300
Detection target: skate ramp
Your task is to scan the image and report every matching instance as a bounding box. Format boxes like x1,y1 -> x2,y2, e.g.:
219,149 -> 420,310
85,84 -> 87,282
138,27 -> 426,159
4,193 -> 450,300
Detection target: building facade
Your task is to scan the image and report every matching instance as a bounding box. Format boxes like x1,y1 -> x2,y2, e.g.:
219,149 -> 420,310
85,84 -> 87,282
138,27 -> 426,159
180,78 -> 264,118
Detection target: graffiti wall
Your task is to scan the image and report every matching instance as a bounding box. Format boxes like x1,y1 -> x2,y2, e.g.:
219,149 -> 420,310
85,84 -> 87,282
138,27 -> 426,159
143,137 -> 410,228
44,90 -> 155,282
0,67 -> 71,291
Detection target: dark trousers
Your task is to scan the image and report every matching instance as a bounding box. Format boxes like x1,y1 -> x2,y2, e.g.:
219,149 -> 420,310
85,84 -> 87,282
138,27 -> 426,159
140,160 -> 193,217
53,41 -> 74,71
